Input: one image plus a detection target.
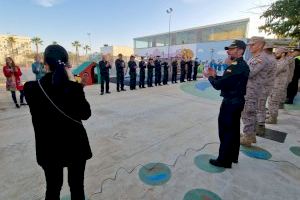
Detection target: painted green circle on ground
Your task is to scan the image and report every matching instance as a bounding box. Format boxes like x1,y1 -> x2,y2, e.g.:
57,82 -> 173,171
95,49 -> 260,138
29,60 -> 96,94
194,154 -> 225,173
240,145 -> 272,160
180,80 -> 221,101
183,188 -> 222,200
290,146 -> 300,157
284,94 -> 300,111
60,195 -> 88,200
139,163 -> 171,186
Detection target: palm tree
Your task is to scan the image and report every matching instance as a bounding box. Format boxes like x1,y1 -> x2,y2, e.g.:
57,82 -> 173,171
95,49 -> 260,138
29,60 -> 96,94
72,41 -> 81,64
31,37 -> 43,54
52,41 -> 58,45
6,36 -> 16,57
83,45 -> 91,55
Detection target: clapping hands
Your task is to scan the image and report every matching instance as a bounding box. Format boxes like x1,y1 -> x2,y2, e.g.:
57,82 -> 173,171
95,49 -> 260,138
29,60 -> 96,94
203,67 -> 216,78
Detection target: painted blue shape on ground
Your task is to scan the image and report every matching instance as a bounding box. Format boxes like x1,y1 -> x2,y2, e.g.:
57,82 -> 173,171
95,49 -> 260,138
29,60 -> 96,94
148,173 -> 168,181
183,188 -> 222,200
195,81 -> 211,91
139,163 -> 171,186
240,145 -> 272,160
290,146 -> 300,157
194,154 -> 225,173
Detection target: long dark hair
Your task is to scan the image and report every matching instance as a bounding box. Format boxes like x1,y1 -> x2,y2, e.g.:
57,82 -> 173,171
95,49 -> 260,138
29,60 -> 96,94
5,57 -> 16,68
44,45 -> 69,86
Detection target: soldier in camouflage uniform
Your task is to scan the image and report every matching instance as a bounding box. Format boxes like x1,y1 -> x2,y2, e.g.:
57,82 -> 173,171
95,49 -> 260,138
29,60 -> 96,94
266,47 -> 290,124
240,37 -> 272,146
255,42 -> 277,135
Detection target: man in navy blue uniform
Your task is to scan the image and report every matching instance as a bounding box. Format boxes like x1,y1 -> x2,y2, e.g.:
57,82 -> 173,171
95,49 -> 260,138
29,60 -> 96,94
99,55 -> 112,95
139,56 -> 146,88
205,40 -> 249,168
154,56 -> 162,86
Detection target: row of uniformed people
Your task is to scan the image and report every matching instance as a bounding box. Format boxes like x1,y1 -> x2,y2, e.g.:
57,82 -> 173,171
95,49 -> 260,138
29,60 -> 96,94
99,54 -> 201,95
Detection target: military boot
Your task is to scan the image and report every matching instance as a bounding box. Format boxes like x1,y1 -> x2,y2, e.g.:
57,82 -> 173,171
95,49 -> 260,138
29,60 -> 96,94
256,124 -> 265,136
240,134 -> 256,147
265,116 -> 277,124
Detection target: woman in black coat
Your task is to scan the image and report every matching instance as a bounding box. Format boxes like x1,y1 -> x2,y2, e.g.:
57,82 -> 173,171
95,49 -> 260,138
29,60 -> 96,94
24,45 -> 92,200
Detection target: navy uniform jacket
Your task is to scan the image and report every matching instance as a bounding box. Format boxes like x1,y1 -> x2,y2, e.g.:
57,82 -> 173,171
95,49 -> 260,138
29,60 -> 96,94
99,60 -> 111,76
209,57 -> 249,103
115,59 -> 125,74
128,61 -> 137,74
147,63 -> 154,73
139,61 -> 146,72
154,60 -> 162,73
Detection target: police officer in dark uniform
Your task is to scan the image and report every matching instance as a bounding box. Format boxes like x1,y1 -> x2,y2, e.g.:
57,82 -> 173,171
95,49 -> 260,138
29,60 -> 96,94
171,57 -> 178,83
162,59 -> 169,85
187,58 -> 193,81
99,54 -> 112,95
115,53 -> 126,92
286,47 -> 300,104
139,56 -> 146,88
154,56 -> 162,86
128,55 -> 137,90
147,58 -> 154,87
193,57 -> 199,81
206,40 -> 249,168
180,58 -> 186,82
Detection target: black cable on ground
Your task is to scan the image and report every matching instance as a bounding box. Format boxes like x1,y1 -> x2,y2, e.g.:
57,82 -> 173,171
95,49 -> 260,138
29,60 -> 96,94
89,142 -> 300,199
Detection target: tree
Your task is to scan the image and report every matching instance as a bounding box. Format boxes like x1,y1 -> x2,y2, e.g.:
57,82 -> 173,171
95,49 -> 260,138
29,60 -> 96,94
83,45 -> 91,55
31,37 -> 43,54
72,41 -> 81,64
52,41 -> 58,45
6,36 -> 16,57
259,0 -> 300,41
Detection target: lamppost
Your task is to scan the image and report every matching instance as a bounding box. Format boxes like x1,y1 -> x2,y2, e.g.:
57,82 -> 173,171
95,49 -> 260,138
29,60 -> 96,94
166,8 -> 173,61
87,32 -> 92,53
210,48 -> 215,61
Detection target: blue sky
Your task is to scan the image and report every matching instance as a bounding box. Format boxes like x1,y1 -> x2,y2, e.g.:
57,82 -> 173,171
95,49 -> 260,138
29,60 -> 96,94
0,0 -> 275,53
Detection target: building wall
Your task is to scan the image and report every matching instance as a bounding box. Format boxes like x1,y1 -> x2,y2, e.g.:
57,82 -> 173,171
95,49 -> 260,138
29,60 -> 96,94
0,35 -> 32,66
99,45 -> 134,77
134,18 -> 249,49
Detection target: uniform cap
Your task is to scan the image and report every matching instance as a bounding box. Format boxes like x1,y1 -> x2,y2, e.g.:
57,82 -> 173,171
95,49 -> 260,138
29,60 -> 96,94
263,42 -> 273,49
294,46 -> 300,51
248,36 -> 265,45
276,46 -> 289,54
224,40 -> 246,50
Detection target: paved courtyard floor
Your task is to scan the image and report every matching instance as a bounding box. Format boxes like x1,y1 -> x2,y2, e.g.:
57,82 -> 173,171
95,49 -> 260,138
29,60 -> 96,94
1,75 -> 300,200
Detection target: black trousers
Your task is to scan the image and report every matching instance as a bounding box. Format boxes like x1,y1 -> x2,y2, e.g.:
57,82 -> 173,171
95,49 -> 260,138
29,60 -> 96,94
193,68 -> 198,80
163,71 -> 168,84
147,72 -> 153,86
217,100 -> 244,164
180,69 -> 186,82
100,75 -> 110,93
172,68 -> 177,83
139,72 -> 145,87
116,73 -> 124,91
130,72 -> 137,89
187,68 -> 192,81
286,79 -> 299,103
42,161 -> 86,200
155,73 -> 161,85
11,90 -> 24,104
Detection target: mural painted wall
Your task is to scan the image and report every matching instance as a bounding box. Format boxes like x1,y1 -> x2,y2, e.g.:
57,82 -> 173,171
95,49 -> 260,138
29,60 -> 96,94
134,44 -> 197,59
135,39 -> 248,62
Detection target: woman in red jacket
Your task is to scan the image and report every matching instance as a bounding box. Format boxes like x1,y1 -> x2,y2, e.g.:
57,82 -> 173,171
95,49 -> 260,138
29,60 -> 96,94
3,57 -> 26,108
